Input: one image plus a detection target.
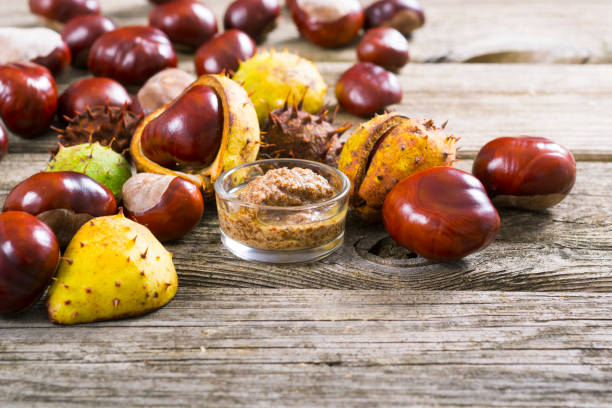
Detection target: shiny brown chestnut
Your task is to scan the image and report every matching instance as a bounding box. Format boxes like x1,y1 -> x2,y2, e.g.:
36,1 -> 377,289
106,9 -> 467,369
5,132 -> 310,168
28,0 -> 100,23
194,29 -> 256,76
149,0 -> 218,49
364,0 -> 425,36
224,0 -> 281,43
88,26 -> 178,86
0,211 -> 60,314
61,14 -> 117,69
0,28 -> 71,76
141,84 -> 222,169
149,0 -> 175,3
335,62 -> 402,117
0,62 -> 57,138
357,27 -> 410,71
383,167 -> 500,261
472,136 -> 577,210
122,173 -> 204,242
0,124 -> 8,161
135,68 -> 196,116
58,77 -> 132,120
291,0 -> 364,48
3,171 -> 117,247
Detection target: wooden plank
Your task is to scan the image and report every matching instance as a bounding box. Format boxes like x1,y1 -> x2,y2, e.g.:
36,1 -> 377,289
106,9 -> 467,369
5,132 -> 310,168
1,289 -> 611,407
6,63 -> 612,160
1,155 -> 610,292
2,0 -> 610,63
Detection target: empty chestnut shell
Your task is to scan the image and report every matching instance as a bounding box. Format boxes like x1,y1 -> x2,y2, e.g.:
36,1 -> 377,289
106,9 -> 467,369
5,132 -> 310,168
364,0 -> 425,36
472,136 -> 577,210
0,62 -> 58,138
0,124 -> 8,161
291,0 -> 364,48
0,27 -> 71,76
0,211 -> 60,314
29,0 -> 100,23
3,171 -> 117,246
149,0 -> 218,49
224,0 -> 281,43
357,27 -> 410,70
61,14 -> 117,69
194,29 -> 256,75
135,68 -> 196,116
383,167 -> 500,261
88,26 -> 178,86
58,77 -> 132,120
335,62 -> 402,117
122,173 -> 204,242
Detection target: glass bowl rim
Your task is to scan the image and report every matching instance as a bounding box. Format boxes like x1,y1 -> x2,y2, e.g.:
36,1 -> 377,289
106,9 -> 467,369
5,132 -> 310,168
214,158 -> 351,211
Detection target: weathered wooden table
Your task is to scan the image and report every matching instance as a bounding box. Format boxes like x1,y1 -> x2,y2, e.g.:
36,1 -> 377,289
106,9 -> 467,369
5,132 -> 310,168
1,1 -> 612,406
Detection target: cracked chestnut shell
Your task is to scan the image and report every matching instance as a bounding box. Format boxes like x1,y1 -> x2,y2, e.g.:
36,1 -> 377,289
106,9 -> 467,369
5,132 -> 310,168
122,173 -> 204,242
0,211 -> 60,314
88,26 -> 178,86
336,62 -> 402,117
29,0 -> 100,23
0,62 -> 58,138
338,113 -> 457,221
364,0 -> 425,36
3,171 -> 117,247
194,29 -> 256,75
224,0 -> 281,43
131,75 -> 260,198
149,0 -> 218,49
291,0 -> 364,48
357,27 -> 410,71
472,136 -> 576,210
58,77 -> 132,120
61,14 -> 117,69
383,167 -> 500,261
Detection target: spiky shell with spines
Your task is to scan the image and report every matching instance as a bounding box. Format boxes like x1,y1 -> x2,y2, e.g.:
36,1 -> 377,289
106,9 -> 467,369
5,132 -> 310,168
233,50 -> 327,125
46,142 -> 132,199
47,212 -> 177,325
53,102 -> 143,156
264,100 -> 351,167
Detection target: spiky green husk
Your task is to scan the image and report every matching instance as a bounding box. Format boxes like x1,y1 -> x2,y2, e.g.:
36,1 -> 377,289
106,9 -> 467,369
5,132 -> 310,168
46,142 -> 132,198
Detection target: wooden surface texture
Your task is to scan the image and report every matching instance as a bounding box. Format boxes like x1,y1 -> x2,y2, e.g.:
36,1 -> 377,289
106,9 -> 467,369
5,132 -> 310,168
1,0 -> 611,406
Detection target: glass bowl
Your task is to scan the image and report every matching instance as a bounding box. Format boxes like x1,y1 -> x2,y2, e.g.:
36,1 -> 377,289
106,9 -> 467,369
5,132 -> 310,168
214,159 -> 350,263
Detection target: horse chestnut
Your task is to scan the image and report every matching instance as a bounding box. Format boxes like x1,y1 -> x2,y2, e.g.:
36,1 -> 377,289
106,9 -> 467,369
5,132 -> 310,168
357,27 -> 410,71
291,0 -> 364,48
88,26 -> 178,86
472,136 -> 577,210
224,0 -> 281,43
3,171 -> 117,246
149,0 -> 218,49
58,77 -> 132,120
364,0 -> 425,36
29,0 -> 100,23
0,62 -> 58,138
335,62 -> 402,117
0,211 -> 60,314
194,29 -> 256,76
135,68 -> 196,116
0,124 -> 8,161
122,173 -> 204,242
0,27 -> 71,76
383,167 -> 500,261
61,14 -> 117,69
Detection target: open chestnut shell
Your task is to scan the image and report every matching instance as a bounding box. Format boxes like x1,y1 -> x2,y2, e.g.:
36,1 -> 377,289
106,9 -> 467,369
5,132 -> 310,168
61,14 -> 117,69
0,62 -> 57,138
472,136 -> 576,210
29,0 -> 101,24
131,74 -> 260,197
88,26 -> 178,86
58,77 -> 132,120
3,171 -> 117,247
149,0 -> 218,49
0,211 -> 60,314
290,0 -> 364,48
383,167 -> 500,261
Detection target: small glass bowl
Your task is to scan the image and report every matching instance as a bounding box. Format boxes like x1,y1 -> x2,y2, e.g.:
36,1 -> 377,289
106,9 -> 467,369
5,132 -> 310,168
214,159 -> 350,263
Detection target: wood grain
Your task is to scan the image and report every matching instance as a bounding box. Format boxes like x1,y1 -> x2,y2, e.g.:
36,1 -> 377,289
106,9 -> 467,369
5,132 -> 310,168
3,0 -> 611,63
1,155 -> 610,292
1,289 -> 611,407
